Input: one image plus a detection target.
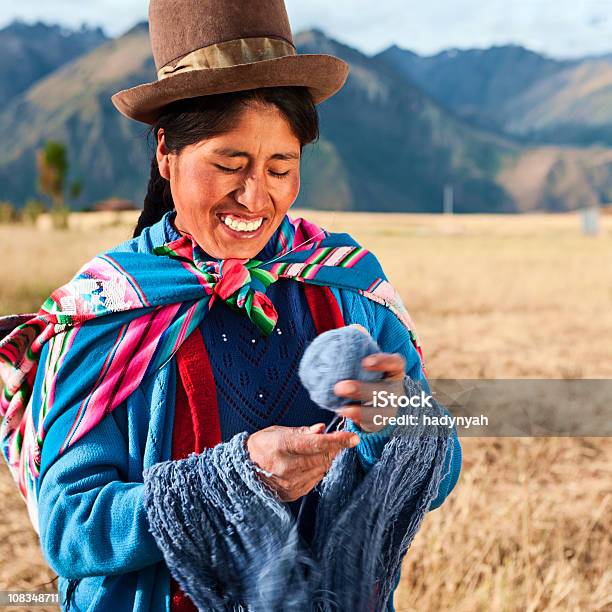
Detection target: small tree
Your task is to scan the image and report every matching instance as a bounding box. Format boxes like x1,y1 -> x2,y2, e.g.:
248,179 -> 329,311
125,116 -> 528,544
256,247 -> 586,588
69,178 -> 83,202
36,141 -> 82,229
37,141 -> 67,209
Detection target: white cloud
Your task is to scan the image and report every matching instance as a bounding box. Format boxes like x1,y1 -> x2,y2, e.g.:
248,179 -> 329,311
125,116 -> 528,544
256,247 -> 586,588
2,0 -> 612,59
287,0 -> 612,58
0,0 -> 148,37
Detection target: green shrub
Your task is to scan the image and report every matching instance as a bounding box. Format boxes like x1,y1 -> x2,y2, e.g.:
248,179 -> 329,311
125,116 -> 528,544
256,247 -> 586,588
23,199 -> 45,225
0,201 -> 18,224
50,205 -> 70,230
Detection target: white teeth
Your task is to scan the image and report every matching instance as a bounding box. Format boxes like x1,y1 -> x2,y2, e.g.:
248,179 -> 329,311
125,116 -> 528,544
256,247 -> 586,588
222,215 -> 263,232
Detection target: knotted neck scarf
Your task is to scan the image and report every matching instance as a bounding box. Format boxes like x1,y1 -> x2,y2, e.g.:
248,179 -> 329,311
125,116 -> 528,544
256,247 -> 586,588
0,211 -> 424,534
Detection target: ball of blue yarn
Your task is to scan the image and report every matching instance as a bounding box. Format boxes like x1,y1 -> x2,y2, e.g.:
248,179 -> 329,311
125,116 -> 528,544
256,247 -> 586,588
298,325 -> 384,411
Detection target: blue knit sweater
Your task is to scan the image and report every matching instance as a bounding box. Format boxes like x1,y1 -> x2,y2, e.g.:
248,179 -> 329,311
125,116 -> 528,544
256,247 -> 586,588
163,215 -> 338,534
33,214 -> 462,611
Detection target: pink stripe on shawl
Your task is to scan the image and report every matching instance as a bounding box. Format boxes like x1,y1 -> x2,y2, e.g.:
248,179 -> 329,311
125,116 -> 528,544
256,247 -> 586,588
321,246 -> 354,266
345,248 -> 368,267
177,259 -> 216,295
40,328 -> 78,432
61,303 -> 181,450
287,216 -> 327,251
0,322 -> 55,414
173,302 -> 198,348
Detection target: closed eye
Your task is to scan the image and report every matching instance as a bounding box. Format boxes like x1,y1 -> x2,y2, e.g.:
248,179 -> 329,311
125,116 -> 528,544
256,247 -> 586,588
215,164 -> 241,173
269,170 -> 291,178
215,164 -> 291,179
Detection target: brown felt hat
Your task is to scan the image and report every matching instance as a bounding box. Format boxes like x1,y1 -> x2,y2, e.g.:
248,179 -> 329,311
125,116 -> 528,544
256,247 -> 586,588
111,0 -> 350,124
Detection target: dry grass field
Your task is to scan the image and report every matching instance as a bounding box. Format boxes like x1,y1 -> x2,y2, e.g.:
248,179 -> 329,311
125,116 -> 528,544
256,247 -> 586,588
0,210 -> 610,611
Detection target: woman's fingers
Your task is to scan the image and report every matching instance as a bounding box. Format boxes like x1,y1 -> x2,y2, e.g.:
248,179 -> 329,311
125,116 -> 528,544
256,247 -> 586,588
336,379 -> 405,432
268,446 -> 346,501
333,352 -> 406,402
361,352 -> 406,379
333,379 -> 362,400
277,467 -> 332,501
336,404 -> 363,424
283,428 -> 359,456
248,425 -> 361,502
336,403 -> 388,432
332,350 -> 408,433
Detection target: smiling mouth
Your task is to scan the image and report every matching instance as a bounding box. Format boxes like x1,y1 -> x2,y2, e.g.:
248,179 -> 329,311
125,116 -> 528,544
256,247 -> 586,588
217,213 -> 267,236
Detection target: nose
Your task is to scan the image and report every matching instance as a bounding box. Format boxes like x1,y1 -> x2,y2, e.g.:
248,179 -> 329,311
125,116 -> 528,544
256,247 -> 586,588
233,171 -> 270,213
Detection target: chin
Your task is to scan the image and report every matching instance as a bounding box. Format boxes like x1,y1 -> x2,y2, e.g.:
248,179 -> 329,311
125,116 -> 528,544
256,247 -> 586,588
212,217 -> 279,260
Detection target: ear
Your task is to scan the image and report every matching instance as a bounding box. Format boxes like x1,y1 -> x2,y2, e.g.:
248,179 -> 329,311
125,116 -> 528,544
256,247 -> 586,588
156,128 -> 171,180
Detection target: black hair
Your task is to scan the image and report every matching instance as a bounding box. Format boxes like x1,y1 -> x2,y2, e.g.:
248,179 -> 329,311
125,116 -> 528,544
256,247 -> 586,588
64,578 -> 79,610
133,86 -> 320,238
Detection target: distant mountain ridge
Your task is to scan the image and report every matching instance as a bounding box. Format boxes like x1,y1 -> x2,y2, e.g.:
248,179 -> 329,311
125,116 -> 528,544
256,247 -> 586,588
376,44 -> 571,134
2,21 -> 612,212
0,20 -> 108,107
0,24 -> 515,213
0,22 -> 155,208
376,43 -> 612,147
294,29 -> 515,213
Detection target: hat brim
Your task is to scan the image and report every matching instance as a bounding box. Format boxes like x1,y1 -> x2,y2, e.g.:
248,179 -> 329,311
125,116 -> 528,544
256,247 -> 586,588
111,54 -> 349,124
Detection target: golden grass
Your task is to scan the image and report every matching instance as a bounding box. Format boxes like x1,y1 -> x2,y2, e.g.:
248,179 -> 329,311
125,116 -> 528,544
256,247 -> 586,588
0,210 -> 610,611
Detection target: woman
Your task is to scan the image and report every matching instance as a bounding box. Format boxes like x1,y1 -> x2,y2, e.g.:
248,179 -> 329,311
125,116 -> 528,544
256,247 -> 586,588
0,1 -> 461,610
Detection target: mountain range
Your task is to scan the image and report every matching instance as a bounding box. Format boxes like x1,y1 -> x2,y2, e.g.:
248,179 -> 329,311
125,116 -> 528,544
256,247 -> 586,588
377,44 -> 612,146
3,20 -> 612,213
0,21 -> 107,105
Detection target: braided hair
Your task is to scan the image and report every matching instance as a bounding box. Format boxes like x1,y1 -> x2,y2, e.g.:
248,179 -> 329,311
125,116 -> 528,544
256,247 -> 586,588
133,87 -> 320,238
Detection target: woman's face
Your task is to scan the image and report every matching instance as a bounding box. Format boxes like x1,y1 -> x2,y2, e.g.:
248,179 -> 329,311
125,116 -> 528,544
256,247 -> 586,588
157,103 -> 302,260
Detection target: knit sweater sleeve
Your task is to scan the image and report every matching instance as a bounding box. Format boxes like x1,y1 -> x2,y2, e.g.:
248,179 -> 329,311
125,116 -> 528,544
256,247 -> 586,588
33,339 -> 165,580
332,287 -> 462,509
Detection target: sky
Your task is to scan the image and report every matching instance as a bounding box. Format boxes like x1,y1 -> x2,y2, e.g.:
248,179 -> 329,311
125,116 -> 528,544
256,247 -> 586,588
3,0 -> 612,59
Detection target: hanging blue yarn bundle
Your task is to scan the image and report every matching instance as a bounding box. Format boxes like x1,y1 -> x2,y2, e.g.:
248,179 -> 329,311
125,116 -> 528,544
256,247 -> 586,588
298,324 -> 384,411
143,325 -> 451,612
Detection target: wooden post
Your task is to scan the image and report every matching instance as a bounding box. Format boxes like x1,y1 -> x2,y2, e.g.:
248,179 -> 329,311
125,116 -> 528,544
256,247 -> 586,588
443,184 -> 454,215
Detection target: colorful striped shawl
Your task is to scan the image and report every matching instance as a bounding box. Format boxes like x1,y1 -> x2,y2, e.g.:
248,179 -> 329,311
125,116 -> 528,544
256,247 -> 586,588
0,213 -> 424,533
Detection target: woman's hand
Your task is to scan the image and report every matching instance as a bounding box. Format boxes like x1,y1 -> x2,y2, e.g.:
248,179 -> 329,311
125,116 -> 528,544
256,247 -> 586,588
246,424 -> 359,502
333,352 -> 406,432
